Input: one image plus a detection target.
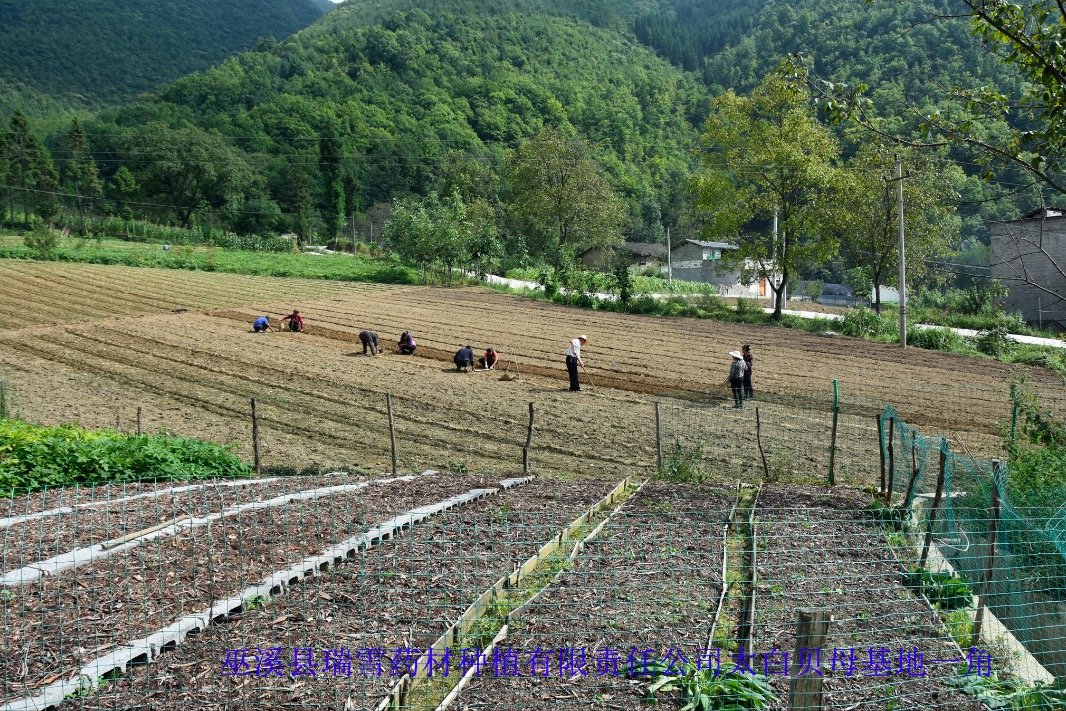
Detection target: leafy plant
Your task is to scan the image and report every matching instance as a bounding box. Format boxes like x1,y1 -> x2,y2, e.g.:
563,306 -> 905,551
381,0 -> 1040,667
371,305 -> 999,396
841,308 -> 897,338
901,568 -> 973,610
864,500 -> 906,532
645,661 -> 778,711
660,436 -> 706,482
907,326 -> 967,352
946,673 -> 1066,710
24,218 -> 60,259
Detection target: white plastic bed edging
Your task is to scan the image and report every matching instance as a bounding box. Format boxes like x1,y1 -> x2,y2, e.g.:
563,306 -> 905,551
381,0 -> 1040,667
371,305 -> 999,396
1,471 -> 439,586
0,477 -> 532,711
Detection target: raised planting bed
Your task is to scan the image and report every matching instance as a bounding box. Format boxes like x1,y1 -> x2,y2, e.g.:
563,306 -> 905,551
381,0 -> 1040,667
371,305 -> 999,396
1,473 -> 374,567
456,481 -> 737,710
0,473 -> 494,703
748,484 -> 985,710
49,476 -> 622,710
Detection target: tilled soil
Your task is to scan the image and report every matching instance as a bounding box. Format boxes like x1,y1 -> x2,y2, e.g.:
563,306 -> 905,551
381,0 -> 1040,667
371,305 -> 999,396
2,474 -> 373,564
1,473 -> 495,702
459,481 -> 736,709
59,476 -> 622,710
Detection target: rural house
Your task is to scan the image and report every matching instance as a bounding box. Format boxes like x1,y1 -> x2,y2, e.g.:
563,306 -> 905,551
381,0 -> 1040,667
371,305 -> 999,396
991,208 -> 1066,329
671,239 -> 781,298
581,242 -> 667,270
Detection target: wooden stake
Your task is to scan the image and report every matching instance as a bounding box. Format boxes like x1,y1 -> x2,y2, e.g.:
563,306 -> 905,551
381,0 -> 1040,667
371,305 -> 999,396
886,417 -> 896,503
901,443 -> 923,511
756,407 -> 769,480
788,609 -> 829,710
972,460 -> 1002,648
387,393 -> 398,476
877,415 -> 886,497
655,401 -> 663,472
251,397 -> 261,476
136,406 -> 142,436
736,509 -> 757,654
523,402 -> 535,475
115,411 -> 121,431
920,447 -> 947,567
0,381 -> 7,419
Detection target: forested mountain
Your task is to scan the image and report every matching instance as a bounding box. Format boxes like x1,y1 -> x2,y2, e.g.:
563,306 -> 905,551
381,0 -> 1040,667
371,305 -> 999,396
0,0 -> 325,117
88,7 -> 708,235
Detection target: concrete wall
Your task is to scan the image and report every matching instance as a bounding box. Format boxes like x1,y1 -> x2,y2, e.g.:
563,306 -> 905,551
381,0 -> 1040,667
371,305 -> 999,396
991,217 -> 1066,328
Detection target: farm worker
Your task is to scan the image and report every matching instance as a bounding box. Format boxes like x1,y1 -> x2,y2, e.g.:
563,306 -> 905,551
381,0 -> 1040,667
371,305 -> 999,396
359,330 -> 379,356
252,316 -> 272,333
478,347 -> 499,370
454,345 -> 475,372
280,310 -> 304,332
742,344 -> 755,400
723,351 -> 747,408
398,331 -> 417,355
566,335 -> 587,392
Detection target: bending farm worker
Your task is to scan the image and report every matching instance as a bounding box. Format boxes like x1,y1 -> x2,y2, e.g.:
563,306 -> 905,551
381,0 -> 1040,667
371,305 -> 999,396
280,309 -> 304,332
398,331 -> 417,355
566,335 -> 587,392
478,347 -> 499,370
454,345 -> 475,372
252,316 -> 272,333
359,330 -> 379,356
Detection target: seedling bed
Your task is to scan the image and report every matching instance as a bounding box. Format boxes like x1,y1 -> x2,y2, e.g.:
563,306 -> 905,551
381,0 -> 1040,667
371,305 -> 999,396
0,473 -> 486,702
750,484 -> 983,710
59,477 -> 621,710
457,481 -> 736,709
2,474 -> 367,563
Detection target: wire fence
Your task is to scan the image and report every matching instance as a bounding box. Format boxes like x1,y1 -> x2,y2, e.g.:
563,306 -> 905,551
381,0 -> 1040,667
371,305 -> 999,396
2,379 -> 1065,708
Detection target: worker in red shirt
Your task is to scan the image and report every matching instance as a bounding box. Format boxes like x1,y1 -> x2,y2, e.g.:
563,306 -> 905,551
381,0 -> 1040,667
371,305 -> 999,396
280,310 -> 304,332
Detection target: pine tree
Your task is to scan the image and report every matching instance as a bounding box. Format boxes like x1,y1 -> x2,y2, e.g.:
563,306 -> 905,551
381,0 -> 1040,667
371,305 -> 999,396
4,111 -> 33,228
64,119 -> 102,235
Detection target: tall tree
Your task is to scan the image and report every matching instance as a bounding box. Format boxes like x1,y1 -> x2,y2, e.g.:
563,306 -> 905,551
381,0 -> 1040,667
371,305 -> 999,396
319,129 -> 345,242
694,72 -> 840,318
506,128 -> 626,266
122,123 -> 252,228
829,146 -> 961,311
31,141 -> 60,224
4,111 -> 33,228
63,119 -> 102,234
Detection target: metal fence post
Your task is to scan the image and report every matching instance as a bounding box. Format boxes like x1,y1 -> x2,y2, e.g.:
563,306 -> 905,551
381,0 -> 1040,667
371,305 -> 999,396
523,402 -> 535,475
828,380 -> 839,486
251,397 -> 261,476
387,393 -> 398,476
971,459 -> 1002,648
655,401 -> 663,472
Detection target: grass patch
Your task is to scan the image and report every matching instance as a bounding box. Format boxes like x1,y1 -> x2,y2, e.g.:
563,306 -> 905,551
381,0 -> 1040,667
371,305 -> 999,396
0,242 -> 417,284
0,418 -> 251,493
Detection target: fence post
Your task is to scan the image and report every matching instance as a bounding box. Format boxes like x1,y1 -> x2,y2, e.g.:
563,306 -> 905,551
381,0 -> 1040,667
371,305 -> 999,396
886,417 -> 896,503
901,443 -> 923,511
136,406 -> 143,436
789,608 -> 829,710
0,381 -> 7,419
387,393 -> 398,476
251,397 -> 261,476
971,459 -> 1002,648
736,508 -> 757,654
756,407 -> 769,479
115,410 -> 121,432
655,401 -> 663,472
877,414 -> 886,497
828,380 -> 839,486
523,402 -> 535,475
920,445 -> 948,567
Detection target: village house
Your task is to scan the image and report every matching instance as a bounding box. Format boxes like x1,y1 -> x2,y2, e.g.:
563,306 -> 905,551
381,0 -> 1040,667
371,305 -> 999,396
580,242 -> 667,271
671,239 -> 780,298
990,208 -> 1066,329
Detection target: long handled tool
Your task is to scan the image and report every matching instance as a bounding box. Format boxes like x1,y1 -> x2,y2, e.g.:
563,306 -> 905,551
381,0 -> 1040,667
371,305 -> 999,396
499,360 -> 520,381
581,364 -> 595,391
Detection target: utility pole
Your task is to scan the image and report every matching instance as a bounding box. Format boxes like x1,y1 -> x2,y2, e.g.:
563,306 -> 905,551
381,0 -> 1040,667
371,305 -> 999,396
666,226 -> 672,285
896,156 -> 907,348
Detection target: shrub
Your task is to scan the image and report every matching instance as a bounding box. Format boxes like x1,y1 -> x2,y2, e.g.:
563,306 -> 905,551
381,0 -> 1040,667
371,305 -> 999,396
901,568 -> 973,610
907,326 -> 966,352
24,219 -> 60,259
0,419 -> 251,492
841,308 -> 897,338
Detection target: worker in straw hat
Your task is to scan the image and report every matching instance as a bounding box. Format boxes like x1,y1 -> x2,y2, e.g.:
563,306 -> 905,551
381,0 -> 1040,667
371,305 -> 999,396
566,335 -> 588,392
723,351 -> 747,408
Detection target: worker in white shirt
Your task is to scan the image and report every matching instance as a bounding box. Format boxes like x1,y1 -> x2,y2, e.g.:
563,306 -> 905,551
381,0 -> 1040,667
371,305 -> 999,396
566,335 -> 588,392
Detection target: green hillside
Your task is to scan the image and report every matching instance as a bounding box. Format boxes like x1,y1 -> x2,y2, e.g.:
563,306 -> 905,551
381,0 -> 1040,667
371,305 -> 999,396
91,7 -> 708,231
0,0 -> 325,116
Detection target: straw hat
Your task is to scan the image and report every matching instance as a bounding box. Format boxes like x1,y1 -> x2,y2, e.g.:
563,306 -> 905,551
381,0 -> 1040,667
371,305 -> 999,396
578,334 -> 588,342
729,350 -> 743,359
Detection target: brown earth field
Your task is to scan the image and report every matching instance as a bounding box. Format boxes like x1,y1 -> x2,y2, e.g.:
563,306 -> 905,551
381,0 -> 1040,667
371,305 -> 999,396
1,261 -> 1057,485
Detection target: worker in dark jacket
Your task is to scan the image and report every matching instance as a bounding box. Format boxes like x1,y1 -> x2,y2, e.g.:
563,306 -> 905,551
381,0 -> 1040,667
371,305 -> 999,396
398,331 -> 417,355
359,330 -> 379,356
742,344 -> 754,400
454,345 -> 475,372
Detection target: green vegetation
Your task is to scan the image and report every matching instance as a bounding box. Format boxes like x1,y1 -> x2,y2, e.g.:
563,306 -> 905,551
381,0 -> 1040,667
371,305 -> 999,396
946,674 -> 1066,710
0,237 -> 417,284
0,418 -> 251,493
900,568 -> 973,611
0,0 -> 324,115
644,660 -> 778,710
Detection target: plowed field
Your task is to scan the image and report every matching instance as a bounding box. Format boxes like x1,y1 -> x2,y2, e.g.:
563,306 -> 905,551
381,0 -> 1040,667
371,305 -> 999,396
1,262 -> 1053,481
